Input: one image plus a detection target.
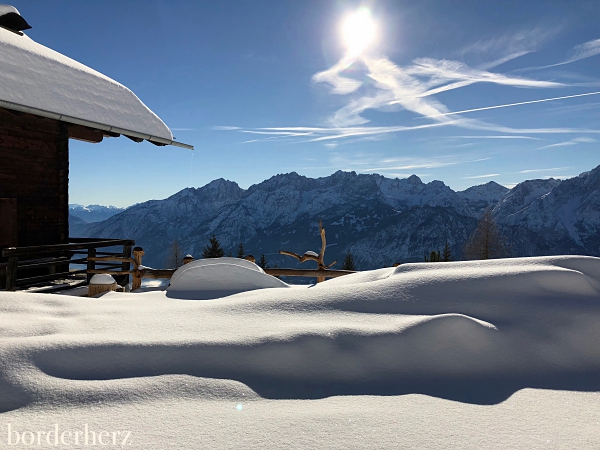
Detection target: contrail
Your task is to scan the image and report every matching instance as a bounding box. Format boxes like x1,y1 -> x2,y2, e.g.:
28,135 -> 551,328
423,91 -> 600,118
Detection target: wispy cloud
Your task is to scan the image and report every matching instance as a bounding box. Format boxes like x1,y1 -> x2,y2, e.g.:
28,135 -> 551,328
222,119 -> 600,145
171,127 -> 195,131
536,137 -> 597,149
312,56 -> 363,95
442,142 -> 476,149
238,130 -> 311,135
530,38 -> 600,70
518,167 -> 568,174
451,135 -> 543,140
423,91 -> 600,119
360,156 -> 491,173
311,52 -> 564,129
463,174 -> 500,179
237,129 -> 315,144
537,142 -> 574,149
478,51 -> 531,70
233,123 -> 451,143
409,57 -> 562,92
220,30 -> 599,144
363,161 -> 458,172
530,101 -> 600,118
460,26 -> 561,65
570,39 -> 600,62
312,152 -> 492,176
307,123 -> 448,141
213,126 -> 241,131
454,119 -> 600,135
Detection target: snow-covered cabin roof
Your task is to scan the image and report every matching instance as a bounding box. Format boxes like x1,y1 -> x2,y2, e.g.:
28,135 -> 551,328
0,19 -> 192,149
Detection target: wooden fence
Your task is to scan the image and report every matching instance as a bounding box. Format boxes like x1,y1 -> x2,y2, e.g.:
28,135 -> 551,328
85,247 -> 355,291
1,239 -> 355,292
1,238 -> 134,291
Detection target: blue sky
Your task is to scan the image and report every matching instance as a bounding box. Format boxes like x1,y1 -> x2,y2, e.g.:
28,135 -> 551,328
19,0 -> 600,207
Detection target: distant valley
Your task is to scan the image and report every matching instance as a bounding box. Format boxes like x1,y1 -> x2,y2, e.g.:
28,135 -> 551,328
69,204 -> 125,223
69,204 -> 125,235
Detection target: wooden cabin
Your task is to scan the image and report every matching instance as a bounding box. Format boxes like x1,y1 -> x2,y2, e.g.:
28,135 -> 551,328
0,6 -> 192,290
0,109 -> 70,250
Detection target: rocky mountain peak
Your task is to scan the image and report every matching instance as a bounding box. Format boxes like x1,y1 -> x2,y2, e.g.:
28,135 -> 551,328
406,174 -> 422,185
76,165 -> 600,269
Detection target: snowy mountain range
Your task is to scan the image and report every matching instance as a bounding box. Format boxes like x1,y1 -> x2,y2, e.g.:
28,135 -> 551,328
73,165 -> 600,269
69,204 -> 125,223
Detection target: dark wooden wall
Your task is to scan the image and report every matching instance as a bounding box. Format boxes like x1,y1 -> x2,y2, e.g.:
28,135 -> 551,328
0,108 -> 69,250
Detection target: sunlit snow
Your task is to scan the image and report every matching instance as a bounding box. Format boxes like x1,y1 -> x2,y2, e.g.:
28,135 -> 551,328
0,27 -> 173,140
0,255 -> 598,448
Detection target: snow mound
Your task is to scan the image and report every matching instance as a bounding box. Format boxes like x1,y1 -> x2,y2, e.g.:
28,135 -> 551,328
89,274 -> 116,285
167,257 -> 289,300
321,256 -> 600,321
170,257 -> 264,284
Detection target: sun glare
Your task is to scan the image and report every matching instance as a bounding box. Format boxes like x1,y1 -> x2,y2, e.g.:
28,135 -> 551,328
341,8 -> 377,57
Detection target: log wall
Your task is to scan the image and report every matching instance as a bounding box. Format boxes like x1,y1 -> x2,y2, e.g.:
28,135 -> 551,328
0,108 -> 69,250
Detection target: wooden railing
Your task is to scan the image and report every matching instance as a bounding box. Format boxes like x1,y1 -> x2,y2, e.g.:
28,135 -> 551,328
86,247 -> 176,291
85,247 -> 356,292
1,238 -> 134,291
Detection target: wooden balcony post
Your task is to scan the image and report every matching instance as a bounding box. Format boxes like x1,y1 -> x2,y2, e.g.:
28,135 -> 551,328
118,243 -> 133,287
87,248 -> 96,284
132,247 -> 144,291
6,256 -> 17,291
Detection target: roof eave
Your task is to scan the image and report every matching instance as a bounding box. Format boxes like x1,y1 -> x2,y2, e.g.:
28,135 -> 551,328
0,99 -> 194,150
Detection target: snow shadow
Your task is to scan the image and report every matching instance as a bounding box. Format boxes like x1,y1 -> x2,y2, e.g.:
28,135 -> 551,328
31,314 -> 600,405
0,377 -> 32,413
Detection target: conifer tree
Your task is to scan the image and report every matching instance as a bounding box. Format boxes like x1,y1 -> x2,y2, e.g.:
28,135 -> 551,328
202,235 -> 225,259
463,209 -> 509,260
258,253 -> 269,269
236,242 -> 245,259
425,250 -> 441,262
341,250 -> 356,270
442,240 -> 454,262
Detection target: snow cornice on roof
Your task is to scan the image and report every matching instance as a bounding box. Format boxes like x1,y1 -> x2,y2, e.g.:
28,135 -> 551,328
0,26 -> 193,150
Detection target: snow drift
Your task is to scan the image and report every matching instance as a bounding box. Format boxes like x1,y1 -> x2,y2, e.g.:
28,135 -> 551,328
0,256 -> 598,447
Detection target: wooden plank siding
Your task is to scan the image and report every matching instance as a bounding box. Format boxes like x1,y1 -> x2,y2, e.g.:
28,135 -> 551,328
0,108 -> 69,250
0,198 -> 17,249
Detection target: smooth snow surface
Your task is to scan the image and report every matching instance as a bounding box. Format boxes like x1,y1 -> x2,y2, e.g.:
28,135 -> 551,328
171,257 -> 265,282
0,256 -> 599,448
168,257 -> 289,300
88,274 -> 116,286
0,4 -> 19,16
0,27 -> 173,141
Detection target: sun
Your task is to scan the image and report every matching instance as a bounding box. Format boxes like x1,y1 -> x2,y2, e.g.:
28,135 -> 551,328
341,8 -> 377,57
